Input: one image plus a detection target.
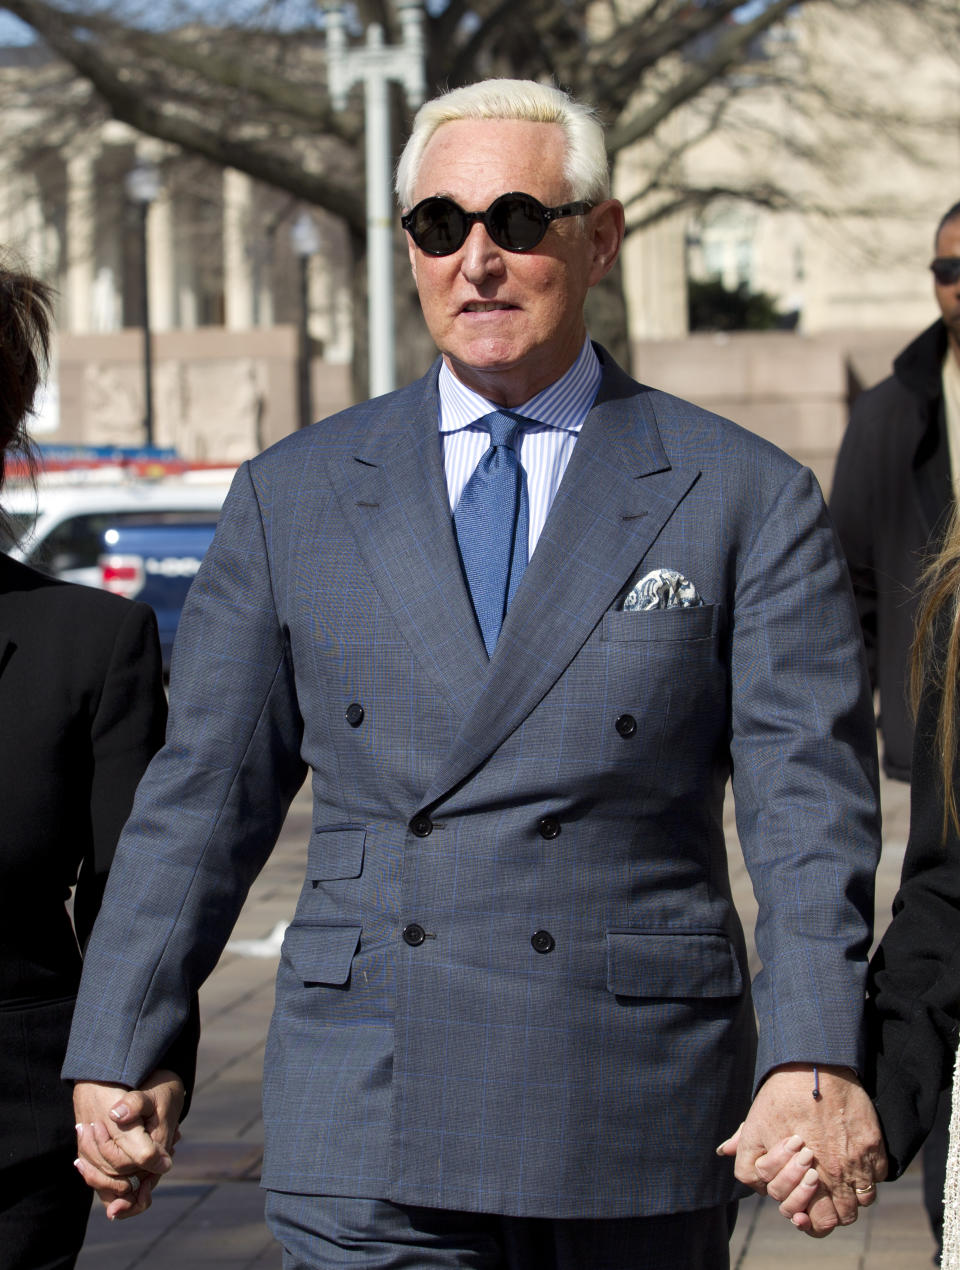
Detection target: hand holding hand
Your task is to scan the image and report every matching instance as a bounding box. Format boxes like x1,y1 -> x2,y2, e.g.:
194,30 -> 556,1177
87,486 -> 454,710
716,1064 -> 886,1237
73,1069 -> 185,1220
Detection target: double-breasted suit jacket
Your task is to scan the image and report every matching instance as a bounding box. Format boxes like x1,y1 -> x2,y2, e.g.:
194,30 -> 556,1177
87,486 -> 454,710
65,348 -> 881,1220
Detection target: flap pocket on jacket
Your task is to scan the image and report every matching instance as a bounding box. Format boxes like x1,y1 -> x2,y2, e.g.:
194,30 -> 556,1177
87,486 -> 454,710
601,604 -> 720,643
308,824 -> 365,880
606,930 -> 743,998
283,924 -> 361,985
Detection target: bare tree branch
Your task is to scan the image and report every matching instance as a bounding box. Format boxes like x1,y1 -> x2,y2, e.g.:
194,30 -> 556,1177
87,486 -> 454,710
0,0 -> 365,224
1,0 -> 955,371
607,0 -> 801,154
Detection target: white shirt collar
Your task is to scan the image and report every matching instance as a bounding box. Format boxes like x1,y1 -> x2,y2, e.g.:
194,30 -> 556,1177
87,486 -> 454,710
438,336 -> 601,435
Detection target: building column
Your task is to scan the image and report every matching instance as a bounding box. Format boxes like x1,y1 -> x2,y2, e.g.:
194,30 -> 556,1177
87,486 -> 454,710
223,167 -> 255,330
622,213 -> 689,341
65,149 -> 97,333
147,185 -> 177,332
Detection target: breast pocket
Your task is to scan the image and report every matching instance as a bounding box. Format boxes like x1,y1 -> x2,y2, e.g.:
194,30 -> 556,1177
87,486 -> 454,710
597,604 -> 725,767
601,603 -> 720,644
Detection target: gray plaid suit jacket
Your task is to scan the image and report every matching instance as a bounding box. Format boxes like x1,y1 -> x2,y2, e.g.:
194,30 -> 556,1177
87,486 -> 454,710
64,347 -> 881,1220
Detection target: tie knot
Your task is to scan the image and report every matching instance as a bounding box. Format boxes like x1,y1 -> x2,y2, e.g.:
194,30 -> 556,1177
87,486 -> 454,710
481,410 -> 523,451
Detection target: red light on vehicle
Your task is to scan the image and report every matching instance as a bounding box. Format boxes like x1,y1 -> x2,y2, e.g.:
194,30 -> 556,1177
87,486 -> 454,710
99,553 -> 145,599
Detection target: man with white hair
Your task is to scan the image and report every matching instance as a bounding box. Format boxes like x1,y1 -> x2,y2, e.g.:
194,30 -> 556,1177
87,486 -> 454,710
67,78 -> 885,1268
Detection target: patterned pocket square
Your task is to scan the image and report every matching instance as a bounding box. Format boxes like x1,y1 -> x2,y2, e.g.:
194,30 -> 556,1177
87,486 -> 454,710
622,567 -> 704,611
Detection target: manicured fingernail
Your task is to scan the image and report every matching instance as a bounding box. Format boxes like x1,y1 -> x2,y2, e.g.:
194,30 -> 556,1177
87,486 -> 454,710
798,1147 -> 814,1166
804,1168 -> 818,1184
785,1135 -> 803,1150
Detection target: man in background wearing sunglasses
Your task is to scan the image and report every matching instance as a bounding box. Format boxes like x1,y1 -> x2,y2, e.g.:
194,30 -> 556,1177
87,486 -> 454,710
66,79 -> 884,1268
832,200 -> 960,786
830,202 -> 960,1263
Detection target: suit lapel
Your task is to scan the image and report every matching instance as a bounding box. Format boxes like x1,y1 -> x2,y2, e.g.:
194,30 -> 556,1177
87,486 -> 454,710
326,369 -> 490,720
420,364 -> 699,809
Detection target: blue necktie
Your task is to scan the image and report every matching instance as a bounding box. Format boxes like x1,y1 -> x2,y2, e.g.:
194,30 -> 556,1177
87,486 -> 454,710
454,410 -> 530,656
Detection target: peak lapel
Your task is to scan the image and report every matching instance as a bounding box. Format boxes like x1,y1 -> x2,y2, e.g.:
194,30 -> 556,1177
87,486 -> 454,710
326,372 -> 490,720
420,369 -> 699,809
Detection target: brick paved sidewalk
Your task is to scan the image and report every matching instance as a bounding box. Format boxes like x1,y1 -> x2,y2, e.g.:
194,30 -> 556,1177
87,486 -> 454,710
76,774 -> 941,1269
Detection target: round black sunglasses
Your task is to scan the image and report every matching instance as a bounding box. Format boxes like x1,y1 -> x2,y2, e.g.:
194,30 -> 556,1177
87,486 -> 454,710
931,257 -> 960,287
401,192 -> 593,256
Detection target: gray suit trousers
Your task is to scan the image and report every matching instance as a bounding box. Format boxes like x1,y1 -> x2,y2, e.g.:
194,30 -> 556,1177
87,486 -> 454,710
265,1193 -> 738,1270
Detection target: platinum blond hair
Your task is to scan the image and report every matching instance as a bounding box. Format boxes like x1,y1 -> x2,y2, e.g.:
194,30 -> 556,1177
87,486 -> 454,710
395,79 -> 610,209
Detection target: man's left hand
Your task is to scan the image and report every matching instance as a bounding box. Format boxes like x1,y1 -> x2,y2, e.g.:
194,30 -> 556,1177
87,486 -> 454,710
716,1063 -> 887,1237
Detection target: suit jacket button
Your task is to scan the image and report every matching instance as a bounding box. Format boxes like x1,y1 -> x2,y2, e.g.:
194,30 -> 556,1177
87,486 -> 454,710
615,713 -> 637,738
531,930 -> 555,954
410,814 -> 433,838
403,923 -> 426,947
538,816 -> 561,839
345,702 -> 364,727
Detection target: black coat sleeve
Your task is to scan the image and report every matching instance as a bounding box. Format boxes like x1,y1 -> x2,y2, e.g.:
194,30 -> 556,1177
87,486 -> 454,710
72,600 -> 167,948
866,624 -> 960,1176
829,401 -> 878,687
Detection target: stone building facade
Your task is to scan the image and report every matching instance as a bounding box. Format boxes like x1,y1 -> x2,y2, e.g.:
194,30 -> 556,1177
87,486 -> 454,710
0,3 -> 957,479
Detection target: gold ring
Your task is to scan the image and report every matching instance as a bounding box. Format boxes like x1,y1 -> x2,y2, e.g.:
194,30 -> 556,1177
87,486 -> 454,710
855,1184 -> 875,1194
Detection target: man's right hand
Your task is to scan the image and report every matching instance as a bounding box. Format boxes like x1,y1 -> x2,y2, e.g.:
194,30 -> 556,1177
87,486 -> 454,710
73,1070 -> 184,1220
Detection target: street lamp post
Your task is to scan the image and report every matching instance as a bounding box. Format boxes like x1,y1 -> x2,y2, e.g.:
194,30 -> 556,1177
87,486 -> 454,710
125,158 -> 161,449
290,211 -> 322,430
326,0 -> 425,399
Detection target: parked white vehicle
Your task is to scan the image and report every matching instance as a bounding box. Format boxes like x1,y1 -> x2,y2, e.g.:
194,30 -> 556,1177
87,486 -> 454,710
2,471 -> 234,589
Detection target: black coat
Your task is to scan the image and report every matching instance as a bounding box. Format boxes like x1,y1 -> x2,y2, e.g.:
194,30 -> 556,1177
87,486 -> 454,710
0,554 -> 168,1266
830,320 -> 953,780
866,608 -> 960,1177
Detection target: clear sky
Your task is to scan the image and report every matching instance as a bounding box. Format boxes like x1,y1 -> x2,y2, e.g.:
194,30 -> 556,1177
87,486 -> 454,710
0,11 -> 32,43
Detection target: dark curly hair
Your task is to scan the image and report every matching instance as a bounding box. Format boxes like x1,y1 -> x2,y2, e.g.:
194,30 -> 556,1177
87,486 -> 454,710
0,261 -> 54,493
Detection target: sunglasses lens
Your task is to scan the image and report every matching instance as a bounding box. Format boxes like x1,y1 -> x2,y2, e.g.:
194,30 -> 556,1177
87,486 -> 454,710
409,198 -> 467,255
404,193 -> 560,254
932,258 -> 960,286
488,194 -> 547,251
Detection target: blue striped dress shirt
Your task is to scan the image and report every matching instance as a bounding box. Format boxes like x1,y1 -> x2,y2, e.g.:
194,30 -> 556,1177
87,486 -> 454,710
438,336 -> 602,558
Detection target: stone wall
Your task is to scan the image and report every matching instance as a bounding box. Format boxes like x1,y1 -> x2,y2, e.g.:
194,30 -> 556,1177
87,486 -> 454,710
53,325 -> 917,490
631,329 -> 913,498
56,326 -> 352,461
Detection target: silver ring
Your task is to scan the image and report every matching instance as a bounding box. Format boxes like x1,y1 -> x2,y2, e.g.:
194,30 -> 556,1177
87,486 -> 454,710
128,1175 -> 141,1194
